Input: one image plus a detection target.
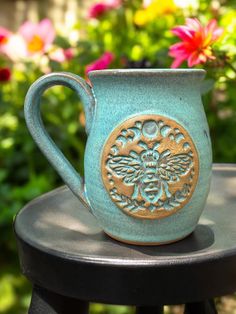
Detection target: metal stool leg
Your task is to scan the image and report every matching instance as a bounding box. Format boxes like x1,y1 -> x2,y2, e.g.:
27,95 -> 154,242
184,299 -> 217,314
28,285 -> 89,314
136,305 -> 163,314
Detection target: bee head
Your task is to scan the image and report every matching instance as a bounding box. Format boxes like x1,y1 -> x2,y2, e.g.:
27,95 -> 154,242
141,149 -> 160,167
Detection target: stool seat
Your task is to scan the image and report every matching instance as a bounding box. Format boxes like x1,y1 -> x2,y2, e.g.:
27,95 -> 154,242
14,164 -> 236,308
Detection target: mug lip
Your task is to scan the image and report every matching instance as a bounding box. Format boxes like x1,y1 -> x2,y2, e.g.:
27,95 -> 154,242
88,68 -> 206,78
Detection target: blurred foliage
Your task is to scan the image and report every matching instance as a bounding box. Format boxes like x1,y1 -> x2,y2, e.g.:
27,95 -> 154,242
90,304 -> 135,314
0,0 -> 236,313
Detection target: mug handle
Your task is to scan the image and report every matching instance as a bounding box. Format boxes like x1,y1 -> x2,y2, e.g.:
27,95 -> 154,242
24,72 -> 95,208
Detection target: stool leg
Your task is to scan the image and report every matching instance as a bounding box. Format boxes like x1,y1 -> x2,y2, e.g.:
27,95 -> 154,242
28,285 -> 89,314
135,305 -> 163,314
184,299 -> 217,314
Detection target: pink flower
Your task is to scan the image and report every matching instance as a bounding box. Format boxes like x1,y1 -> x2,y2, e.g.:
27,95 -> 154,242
88,0 -> 121,19
169,18 -> 223,68
19,18 -> 55,54
0,27 -> 12,55
50,48 -> 74,63
0,29 -> 27,61
0,67 -> 11,82
105,0 -> 121,6
85,52 -> 114,74
0,19 -> 56,61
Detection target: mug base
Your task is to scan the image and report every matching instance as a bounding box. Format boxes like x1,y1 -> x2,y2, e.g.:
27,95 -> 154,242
104,231 -> 193,246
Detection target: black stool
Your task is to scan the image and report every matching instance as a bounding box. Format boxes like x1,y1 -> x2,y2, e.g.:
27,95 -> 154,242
14,164 -> 236,314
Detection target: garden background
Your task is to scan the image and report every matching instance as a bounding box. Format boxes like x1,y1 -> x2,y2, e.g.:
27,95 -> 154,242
1,0 -> 236,313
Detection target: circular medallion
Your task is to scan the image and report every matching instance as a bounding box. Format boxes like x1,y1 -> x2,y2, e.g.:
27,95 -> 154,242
101,115 -> 199,219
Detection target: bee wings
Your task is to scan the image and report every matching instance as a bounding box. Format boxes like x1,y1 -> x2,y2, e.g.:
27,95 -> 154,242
107,153 -> 143,185
157,152 -> 193,182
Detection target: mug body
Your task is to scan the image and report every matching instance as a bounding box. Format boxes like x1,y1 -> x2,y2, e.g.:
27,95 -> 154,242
85,69 -> 212,245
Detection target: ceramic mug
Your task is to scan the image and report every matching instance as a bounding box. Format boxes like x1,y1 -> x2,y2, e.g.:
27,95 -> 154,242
24,69 -> 212,245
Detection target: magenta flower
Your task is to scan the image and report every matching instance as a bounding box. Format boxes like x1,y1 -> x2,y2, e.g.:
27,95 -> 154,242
19,18 -> 55,54
88,3 -> 108,18
169,18 -> 223,68
85,52 -> 114,74
63,48 -> 74,60
88,0 -> 121,19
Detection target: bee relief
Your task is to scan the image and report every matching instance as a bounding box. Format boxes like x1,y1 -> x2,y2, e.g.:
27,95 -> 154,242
102,116 -> 199,219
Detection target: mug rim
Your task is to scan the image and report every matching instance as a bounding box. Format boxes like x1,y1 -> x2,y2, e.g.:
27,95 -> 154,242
88,68 -> 206,77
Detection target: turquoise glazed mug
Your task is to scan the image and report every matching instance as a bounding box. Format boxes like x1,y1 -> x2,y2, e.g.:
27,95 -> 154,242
24,69 -> 212,245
